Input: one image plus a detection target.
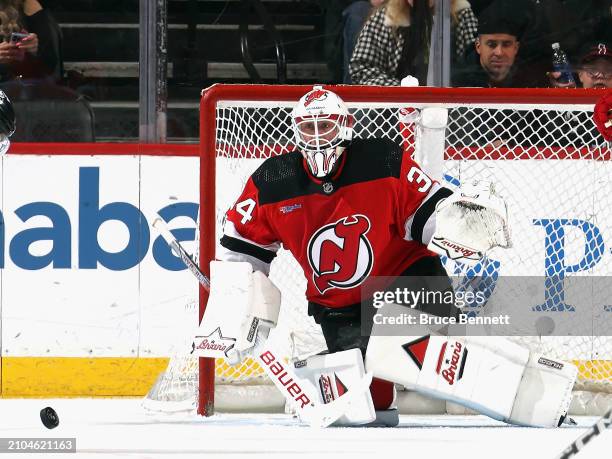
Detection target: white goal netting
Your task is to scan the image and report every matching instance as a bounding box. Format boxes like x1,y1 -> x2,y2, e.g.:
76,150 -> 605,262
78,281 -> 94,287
146,86 -> 612,416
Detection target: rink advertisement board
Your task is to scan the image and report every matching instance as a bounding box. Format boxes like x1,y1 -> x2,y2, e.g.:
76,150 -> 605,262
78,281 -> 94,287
1,144 -> 200,395
0,143 -> 610,396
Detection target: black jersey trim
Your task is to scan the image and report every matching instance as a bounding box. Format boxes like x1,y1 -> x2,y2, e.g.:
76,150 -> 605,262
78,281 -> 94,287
410,187 -> 453,244
220,235 -> 277,264
253,139 -> 403,206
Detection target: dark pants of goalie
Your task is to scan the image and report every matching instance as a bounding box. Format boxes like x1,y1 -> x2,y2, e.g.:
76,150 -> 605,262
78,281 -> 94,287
308,256 -> 459,426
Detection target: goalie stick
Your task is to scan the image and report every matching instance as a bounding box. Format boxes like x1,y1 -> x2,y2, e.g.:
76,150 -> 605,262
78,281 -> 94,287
151,216 -> 372,428
554,408 -> 612,459
152,218 -> 209,290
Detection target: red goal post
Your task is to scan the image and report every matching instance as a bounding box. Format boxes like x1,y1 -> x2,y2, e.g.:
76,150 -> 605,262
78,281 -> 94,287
197,85 -> 611,417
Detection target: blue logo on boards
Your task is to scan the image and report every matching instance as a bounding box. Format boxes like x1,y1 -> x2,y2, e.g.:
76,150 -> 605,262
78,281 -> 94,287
446,218 -> 607,312
1,164 -> 609,318
1,167 -> 198,271
442,175 -> 608,313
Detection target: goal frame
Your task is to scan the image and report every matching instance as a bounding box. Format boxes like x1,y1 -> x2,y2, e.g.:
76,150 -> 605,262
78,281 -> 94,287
198,84 -> 608,416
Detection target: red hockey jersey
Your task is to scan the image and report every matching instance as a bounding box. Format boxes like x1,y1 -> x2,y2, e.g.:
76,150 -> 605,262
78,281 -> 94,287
221,138 -> 452,309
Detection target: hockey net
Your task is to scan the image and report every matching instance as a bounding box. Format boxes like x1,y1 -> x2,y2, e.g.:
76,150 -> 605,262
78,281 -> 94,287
145,85 -> 612,416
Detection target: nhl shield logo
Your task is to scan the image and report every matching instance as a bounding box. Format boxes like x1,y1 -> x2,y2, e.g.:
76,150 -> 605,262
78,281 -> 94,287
322,182 -> 334,194
307,214 -> 374,294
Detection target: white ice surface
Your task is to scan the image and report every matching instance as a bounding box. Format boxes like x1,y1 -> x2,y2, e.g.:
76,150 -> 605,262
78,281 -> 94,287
0,398 -> 609,459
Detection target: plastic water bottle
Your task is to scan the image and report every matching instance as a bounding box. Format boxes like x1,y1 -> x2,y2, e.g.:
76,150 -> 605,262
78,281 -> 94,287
551,43 -> 575,85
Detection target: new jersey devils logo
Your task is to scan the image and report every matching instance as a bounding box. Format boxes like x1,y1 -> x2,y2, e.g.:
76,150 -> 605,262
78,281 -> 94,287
304,89 -> 328,107
307,215 -> 374,294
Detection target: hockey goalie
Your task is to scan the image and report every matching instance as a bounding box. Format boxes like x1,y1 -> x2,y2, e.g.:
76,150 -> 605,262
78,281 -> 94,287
195,86 -> 577,428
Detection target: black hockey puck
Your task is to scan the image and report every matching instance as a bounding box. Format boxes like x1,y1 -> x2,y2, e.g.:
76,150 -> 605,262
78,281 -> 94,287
40,407 -> 59,429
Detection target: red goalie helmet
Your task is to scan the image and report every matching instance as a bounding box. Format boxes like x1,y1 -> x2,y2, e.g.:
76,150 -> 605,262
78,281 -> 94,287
291,86 -> 353,178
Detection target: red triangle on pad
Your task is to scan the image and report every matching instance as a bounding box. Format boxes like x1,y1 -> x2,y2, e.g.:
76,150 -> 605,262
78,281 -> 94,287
335,375 -> 348,397
401,335 -> 430,370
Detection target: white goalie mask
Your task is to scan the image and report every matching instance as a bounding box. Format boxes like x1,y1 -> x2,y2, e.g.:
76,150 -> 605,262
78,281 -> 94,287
291,86 -> 353,178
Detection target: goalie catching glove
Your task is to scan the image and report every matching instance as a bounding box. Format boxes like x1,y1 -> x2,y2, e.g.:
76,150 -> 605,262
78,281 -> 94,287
191,261 -> 281,365
428,180 -> 511,265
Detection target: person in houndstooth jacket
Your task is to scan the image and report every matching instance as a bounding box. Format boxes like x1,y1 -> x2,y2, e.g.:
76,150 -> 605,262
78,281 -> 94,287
453,0 -> 479,61
349,0 -> 478,86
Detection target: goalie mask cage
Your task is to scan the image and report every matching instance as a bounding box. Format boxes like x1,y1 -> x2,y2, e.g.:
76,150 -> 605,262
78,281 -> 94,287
149,85 -> 612,417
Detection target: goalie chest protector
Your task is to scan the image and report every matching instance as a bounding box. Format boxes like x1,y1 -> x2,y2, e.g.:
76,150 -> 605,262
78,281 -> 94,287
222,138 -> 449,309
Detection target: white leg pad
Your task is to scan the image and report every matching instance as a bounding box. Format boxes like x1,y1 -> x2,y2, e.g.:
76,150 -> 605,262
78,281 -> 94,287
365,306 -> 577,427
510,352 -> 577,427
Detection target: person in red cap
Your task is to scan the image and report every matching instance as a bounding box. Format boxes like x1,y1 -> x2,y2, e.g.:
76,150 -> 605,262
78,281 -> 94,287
577,43 -> 612,89
549,42 -> 612,89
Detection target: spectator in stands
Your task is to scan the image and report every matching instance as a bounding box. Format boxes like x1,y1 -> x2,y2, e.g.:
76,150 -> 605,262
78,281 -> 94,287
350,0 -> 435,86
350,0 -> 479,86
0,0 -> 61,83
452,3 -> 547,87
452,15 -> 520,87
452,0 -> 479,64
578,43 -> 612,89
534,44 -> 611,146
549,42 -> 612,89
321,1 -> 382,84
516,0 -> 611,74
342,1 -> 385,83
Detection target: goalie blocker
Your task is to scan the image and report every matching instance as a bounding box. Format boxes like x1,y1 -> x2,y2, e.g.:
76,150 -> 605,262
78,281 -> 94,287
192,261 -> 281,364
